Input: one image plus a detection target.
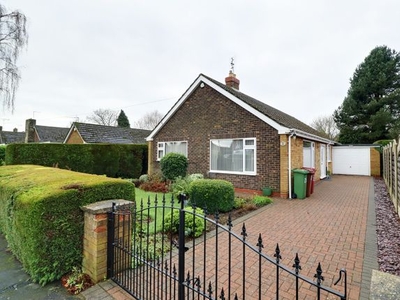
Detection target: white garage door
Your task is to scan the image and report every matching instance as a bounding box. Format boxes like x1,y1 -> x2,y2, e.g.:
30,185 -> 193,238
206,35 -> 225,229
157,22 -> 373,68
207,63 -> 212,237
332,147 -> 370,176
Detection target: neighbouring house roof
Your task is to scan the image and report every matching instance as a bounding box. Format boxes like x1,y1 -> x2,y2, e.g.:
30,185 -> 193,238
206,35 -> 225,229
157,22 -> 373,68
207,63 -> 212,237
35,125 -> 70,143
67,122 -> 151,144
147,74 -> 334,144
0,131 -> 25,144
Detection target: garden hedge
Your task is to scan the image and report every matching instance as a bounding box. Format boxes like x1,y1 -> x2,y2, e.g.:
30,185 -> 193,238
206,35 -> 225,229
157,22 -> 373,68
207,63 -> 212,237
5,143 -> 148,178
189,179 -> 234,213
0,165 -> 135,285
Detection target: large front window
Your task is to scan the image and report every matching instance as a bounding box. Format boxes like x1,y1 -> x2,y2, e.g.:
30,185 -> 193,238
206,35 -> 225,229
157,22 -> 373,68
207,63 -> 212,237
157,141 -> 188,160
210,138 -> 256,174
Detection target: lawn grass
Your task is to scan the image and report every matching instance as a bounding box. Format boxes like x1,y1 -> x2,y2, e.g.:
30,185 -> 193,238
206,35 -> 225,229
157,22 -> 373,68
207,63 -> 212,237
134,188 -> 175,234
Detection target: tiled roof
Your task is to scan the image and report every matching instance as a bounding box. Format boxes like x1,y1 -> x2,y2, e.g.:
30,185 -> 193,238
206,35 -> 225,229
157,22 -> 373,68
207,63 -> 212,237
35,125 -> 70,143
202,74 -> 323,138
0,131 -> 25,144
73,123 -> 151,144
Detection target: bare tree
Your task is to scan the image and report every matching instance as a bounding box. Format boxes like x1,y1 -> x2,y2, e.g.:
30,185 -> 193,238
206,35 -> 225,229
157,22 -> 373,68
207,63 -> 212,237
310,115 -> 338,141
86,109 -> 118,126
0,4 -> 28,111
132,110 -> 163,130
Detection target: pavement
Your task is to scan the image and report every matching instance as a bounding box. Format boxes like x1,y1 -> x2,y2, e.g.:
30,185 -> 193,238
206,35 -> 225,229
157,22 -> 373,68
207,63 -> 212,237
0,234 -> 81,300
0,175 -> 397,299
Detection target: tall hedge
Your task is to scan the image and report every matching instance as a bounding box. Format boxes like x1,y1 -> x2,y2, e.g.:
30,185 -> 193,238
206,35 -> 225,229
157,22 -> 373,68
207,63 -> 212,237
0,165 -> 135,285
5,143 -> 147,178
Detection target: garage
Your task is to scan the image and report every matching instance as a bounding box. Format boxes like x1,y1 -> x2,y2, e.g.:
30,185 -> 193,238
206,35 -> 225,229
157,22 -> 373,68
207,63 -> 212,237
332,146 -> 372,176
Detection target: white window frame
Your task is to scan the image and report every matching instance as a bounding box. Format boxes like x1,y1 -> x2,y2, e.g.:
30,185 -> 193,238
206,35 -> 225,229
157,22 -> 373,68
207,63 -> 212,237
209,137 -> 256,175
327,144 -> 332,162
157,141 -> 188,161
303,140 -> 315,168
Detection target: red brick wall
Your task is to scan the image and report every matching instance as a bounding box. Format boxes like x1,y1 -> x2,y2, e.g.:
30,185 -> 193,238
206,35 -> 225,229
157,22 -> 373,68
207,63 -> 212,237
150,84 -> 281,192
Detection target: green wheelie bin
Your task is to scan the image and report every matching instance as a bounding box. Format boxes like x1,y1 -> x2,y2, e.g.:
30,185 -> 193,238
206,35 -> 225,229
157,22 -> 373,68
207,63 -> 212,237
293,169 -> 309,199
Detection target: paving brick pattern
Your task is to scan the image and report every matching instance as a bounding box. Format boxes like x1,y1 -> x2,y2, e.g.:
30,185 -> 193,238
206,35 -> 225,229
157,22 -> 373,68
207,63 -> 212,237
83,175 -> 374,299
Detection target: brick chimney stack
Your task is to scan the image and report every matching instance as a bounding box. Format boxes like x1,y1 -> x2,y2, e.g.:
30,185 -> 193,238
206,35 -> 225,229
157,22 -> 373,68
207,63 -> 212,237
25,119 -> 36,143
225,71 -> 240,90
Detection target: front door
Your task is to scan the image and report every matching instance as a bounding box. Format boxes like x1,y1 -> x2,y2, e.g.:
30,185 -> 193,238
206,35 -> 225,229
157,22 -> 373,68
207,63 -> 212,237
320,145 -> 327,178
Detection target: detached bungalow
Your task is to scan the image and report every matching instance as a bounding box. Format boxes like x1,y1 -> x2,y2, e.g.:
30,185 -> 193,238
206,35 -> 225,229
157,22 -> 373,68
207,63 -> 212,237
147,72 -> 335,198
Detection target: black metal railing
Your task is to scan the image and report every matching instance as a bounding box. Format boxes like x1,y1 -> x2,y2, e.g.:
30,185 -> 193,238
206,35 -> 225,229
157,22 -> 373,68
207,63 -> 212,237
107,195 -> 347,299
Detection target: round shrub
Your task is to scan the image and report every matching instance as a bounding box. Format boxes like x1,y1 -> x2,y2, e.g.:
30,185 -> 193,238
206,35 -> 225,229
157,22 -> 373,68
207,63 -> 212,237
160,153 -> 188,180
164,207 -> 205,237
189,179 -> 234,214
139,174 -> 149,183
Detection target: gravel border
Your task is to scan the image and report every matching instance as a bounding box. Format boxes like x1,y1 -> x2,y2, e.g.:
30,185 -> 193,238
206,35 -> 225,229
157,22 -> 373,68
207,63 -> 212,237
374,177 -> 400,276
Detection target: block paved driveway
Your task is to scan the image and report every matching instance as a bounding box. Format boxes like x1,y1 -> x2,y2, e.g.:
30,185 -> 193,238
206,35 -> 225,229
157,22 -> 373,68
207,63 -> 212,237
228,175 -> 373,299
84,175 -> 376,300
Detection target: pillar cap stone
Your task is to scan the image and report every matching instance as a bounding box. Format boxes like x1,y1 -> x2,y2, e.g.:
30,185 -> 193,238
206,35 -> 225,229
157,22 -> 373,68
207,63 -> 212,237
81,199 -> 134,214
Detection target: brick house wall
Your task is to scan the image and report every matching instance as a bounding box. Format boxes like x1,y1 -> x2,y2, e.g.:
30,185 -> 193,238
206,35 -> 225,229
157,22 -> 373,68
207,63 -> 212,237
65,130 -> 84,144
149,84 -> 281,192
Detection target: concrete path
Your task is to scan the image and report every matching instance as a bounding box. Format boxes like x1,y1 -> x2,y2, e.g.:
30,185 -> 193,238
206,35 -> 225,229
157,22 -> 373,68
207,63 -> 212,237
0,175 -> 379,299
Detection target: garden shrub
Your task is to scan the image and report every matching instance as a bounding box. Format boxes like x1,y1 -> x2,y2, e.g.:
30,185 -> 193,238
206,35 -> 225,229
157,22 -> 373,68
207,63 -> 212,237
252,195 -> 273,207
139,174 -> 149,183
189,179 -> 234,214
160,153 -> 188,180
139,172 -> 168,193
170,173 -> 204,198
164,207 -> 205,237
0,165 -> 135,285
233,197 -> 247,209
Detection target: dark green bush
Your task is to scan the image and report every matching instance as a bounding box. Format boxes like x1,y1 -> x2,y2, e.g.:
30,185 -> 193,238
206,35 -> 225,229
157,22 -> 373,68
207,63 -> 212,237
0,145 -> 6,165
160,153 -> 188,180
164,207 -> 205,237
0,165 -> 135,285
189,179 -> 234,213
5,143 -> 147,178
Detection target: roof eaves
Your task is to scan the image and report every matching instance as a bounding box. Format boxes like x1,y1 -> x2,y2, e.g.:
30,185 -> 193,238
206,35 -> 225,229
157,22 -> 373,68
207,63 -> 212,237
287,128 -> 336,144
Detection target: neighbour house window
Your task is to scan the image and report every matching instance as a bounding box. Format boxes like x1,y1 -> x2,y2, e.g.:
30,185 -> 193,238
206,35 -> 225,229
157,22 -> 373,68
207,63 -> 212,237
210,138 -> 256,175
157,141 -> 188,160
303,141 -> 315,168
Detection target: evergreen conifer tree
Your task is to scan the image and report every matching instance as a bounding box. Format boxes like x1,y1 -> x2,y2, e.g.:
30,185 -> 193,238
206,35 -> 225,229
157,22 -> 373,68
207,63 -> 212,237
334,46 -> 400,144
117,110 -> 130,128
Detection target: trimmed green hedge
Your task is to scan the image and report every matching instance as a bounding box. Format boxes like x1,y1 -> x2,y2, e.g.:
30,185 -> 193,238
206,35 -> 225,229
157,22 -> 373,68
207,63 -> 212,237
189,179 -> 234,213
0,145 -> 5,165
5,143 -> 148,178
0,165 -> 135,285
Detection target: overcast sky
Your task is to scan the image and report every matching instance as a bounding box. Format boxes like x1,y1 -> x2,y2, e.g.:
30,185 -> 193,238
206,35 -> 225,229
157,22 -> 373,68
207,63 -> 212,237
2,0 -> 400,132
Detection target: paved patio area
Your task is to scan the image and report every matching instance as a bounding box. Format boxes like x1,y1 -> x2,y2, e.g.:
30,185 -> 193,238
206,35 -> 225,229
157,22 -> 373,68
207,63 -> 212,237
82,175 -> 377,299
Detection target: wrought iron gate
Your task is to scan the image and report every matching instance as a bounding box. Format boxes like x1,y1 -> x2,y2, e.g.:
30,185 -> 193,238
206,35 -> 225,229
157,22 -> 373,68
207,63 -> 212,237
107,195 -> 347,299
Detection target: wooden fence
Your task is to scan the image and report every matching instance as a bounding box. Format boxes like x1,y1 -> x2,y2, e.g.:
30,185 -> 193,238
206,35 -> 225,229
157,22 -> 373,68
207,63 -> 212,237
382,138 -> 400,216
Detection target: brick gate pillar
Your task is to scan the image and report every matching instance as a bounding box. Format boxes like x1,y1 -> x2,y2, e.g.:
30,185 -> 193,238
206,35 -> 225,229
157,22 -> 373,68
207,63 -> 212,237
81,199 -> 133,283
